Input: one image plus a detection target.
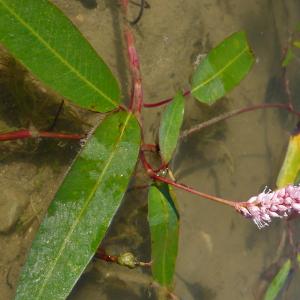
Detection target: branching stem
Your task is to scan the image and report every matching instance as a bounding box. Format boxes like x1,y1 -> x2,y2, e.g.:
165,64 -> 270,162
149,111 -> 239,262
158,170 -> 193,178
144,90 -> 190,108
181,102 -> 300,138
140,149 -> 238,208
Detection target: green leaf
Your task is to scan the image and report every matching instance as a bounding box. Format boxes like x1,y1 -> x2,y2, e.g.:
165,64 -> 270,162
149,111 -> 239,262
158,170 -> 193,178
191,31 -> 255,105
0,0 -> 120,112
148,183 -> 179,289
159,92 -> 184,163
15,111 -> 141,300
263,259 -> 291,300
276,132 -> 300,188
282,48 -> 294,67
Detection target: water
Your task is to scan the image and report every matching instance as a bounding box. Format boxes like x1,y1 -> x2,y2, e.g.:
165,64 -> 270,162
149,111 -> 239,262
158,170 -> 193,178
1,0 -> 300,299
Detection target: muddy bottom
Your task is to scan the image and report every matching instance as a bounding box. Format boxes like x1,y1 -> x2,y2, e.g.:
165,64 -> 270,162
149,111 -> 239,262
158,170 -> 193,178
1,0 -> 300,299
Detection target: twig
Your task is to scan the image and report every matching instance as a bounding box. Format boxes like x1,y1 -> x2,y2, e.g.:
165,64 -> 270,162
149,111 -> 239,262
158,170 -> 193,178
144,90 -> 190,108
120,0 -> 144,115
129,0 -> 146,25
181,103 -> 300,138
48,100 -> 64,130
0,129 -> 83,141
139,150 -> 238,208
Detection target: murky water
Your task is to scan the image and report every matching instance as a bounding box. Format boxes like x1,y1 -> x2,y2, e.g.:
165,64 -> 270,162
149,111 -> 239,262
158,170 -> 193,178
1,0 -> 300,299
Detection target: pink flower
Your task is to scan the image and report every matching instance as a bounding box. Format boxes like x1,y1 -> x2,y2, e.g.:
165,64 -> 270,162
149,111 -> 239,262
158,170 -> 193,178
236,185 -> 300,229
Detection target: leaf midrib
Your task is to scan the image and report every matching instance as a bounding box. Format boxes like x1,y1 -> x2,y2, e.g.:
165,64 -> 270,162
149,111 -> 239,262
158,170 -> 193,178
161,96 -> 181,162
160,192 -> 170,285
36,113 -> 132,299
191,46 -> 248,93
0,0 -> 117,107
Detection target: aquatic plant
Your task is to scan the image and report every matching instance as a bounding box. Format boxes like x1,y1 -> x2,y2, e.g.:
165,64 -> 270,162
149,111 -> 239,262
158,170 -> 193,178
0,0 -> 299,299
237,185 -> 300,229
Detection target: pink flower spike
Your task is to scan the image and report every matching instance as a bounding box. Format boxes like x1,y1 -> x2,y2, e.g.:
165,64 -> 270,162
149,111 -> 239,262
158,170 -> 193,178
292,202 -> 300,212
269,211 -> 281,218
278,205 -> 288,212
238,185 -> 300,229
284,197 -> 293,205
239,207 -> 251,218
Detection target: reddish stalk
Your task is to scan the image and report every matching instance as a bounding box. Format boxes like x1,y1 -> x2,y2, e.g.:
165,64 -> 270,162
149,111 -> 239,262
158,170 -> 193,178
144,90 -> 191,108
151,173 -> 237,207
140,150 -> 237,208
121,0 -> 144,115
0,129 -> 82,141
181,102 -> 300,138
95,248 -> 118,263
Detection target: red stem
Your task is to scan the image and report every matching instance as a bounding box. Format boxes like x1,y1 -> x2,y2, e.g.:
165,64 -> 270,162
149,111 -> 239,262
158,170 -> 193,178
144,90 -> 191,108
151,173 -> 237,207
0,129 -> 82,141
139,150 -> 237,208
181,103 -> 300,138
120,0 -> 143,115
95,248 -> 118,263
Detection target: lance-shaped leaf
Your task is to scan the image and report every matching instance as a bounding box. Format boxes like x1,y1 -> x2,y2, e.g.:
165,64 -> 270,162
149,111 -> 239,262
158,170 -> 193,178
159,92 -> 184,163
0,0 -> 120,112
148,183 -> 179,289
276,131 -> 300,188
191,31 -> 255,105
15,111 -> 141,300
263,259 -> 292,300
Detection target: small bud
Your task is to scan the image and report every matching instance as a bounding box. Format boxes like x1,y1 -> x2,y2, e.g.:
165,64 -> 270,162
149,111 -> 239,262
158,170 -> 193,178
117,252 -> 137,269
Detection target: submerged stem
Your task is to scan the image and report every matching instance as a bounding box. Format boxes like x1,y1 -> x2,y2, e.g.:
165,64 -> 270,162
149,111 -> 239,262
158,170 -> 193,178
0,129 -> 82,141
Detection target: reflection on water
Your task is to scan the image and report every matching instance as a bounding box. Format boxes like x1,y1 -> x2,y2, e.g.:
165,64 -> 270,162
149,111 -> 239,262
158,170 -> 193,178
1,0 -> 300,299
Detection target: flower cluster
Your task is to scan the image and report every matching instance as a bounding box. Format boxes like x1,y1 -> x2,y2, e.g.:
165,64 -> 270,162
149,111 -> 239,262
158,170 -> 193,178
237,185 -> 300,229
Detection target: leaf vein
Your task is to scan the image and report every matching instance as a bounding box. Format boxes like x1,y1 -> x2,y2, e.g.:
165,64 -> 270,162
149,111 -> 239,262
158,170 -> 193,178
191,46 -> 248,93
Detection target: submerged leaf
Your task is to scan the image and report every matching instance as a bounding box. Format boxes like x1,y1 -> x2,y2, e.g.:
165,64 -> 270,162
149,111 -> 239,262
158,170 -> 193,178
191,31 -> 255,105
263,259 -> 291,300
16,111 -> 141,300
276,131 -> 300,188
159,92 -> 184,163
148,183 -> 179,289
0,0 -> 120,112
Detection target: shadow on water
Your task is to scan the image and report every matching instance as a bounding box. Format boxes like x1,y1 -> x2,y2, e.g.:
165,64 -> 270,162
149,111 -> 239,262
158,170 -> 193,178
79,0 -> 98,9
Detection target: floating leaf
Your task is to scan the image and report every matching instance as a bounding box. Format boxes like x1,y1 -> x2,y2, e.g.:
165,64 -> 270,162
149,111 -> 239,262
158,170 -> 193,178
276,131 -> 300,188
0,0 -> 120,112
148,183 -> 179,289
191,31 -> 255,105
15,111 -> 141,300
282,48 -> 294,67
159,92 -> 184,163
263,259 -> 291,300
